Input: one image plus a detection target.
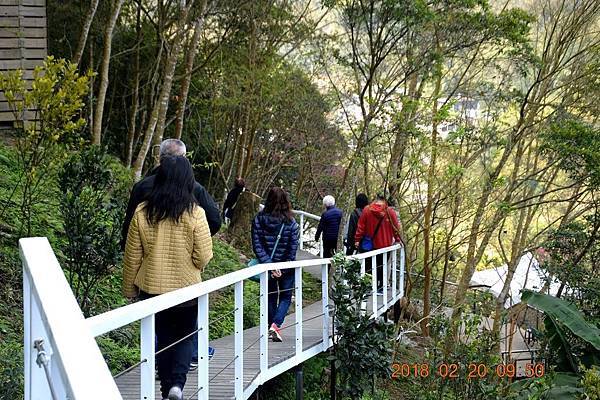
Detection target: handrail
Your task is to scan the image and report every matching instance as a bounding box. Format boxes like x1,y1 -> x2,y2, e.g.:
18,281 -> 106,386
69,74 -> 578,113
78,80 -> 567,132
21,208 -> 405,400
87,244 -> 402,337
20,237 -> 121,399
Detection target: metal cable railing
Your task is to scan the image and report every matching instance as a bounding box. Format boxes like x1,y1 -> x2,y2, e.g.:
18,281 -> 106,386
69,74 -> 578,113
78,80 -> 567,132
112,307 -> 239,378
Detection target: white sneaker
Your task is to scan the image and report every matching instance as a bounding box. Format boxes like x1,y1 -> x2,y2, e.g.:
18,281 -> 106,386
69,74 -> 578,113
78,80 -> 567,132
168,386 -> 183,400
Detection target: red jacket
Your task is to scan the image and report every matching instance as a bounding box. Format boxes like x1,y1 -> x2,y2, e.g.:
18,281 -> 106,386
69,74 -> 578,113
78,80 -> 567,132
354,202 -> 401,249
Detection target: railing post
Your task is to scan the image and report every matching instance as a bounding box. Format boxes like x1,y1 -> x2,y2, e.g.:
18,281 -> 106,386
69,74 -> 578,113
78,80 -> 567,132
383,252 -> 388,309
319,239 -> 323,258
140,314 -> 155,400
360,259 -> 366,313
321,263 -> 329,351
392,247 -> 398,300
260,271 -> 269,378
197,294 -> 209,400
234,281 -> 244,399
23,270 -> 32,400
371,255 -> 377,317
295,267 -> 303,359
299,213 -> 304,250
399,246 -> 405,297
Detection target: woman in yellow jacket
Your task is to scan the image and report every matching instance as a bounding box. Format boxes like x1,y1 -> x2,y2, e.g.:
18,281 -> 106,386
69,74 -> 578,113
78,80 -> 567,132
123,155 -> 213,400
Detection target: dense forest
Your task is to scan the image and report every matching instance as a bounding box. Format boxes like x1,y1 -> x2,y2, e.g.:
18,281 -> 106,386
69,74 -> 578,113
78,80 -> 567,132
1,0 -> 600,399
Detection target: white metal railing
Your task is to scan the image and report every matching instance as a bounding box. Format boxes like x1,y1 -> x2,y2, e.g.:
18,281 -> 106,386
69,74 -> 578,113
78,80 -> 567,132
21,210 -> 404,400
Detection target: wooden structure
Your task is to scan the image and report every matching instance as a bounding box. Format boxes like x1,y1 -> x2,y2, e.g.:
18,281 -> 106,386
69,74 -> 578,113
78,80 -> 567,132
0,0 -> 47,126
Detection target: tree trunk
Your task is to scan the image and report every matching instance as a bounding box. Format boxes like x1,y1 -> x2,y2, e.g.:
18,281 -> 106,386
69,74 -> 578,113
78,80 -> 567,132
133,2 -> 194,178
125,5 -> 142,168
421,67 -> 442,336
73,0 -> 100,67
174,1 -> 209,140
227,190 -> 262,255
91,0 -> 125,145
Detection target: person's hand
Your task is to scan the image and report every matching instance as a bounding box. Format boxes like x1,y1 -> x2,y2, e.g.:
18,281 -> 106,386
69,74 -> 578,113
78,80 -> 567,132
271,269 -> 282,278
355,242 -> 360,248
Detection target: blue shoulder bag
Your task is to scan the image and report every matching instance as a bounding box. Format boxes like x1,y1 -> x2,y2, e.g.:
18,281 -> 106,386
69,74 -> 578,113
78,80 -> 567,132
359,215 -> 385,253
247,223 -> 285,283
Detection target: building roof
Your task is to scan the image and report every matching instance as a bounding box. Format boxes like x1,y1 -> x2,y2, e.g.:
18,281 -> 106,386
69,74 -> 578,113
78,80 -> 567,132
469,252 -> 562,308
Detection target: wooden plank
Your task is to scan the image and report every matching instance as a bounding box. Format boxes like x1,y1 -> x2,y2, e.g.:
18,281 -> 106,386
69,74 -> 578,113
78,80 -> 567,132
0,110 -> 36,122
0,17 -> 19,28
0,6 -> 19,18
22,48 -> 45,59
0,49 -> 21,59
0,27 -> 46,38
22,0 -> 46,6
0,59 -> 43,70
20,7 -> 47,18
0,38 -> 46,49
20,17 -> 46,28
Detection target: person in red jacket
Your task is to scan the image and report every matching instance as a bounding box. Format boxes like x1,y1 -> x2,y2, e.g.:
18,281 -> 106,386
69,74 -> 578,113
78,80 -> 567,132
354,194 -> 402,292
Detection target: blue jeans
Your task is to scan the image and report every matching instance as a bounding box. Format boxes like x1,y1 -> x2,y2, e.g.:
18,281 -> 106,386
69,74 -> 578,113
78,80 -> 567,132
268,270 -> 295,327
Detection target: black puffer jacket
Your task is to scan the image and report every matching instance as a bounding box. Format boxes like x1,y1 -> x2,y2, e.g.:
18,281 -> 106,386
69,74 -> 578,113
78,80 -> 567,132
251,212 -> 300,264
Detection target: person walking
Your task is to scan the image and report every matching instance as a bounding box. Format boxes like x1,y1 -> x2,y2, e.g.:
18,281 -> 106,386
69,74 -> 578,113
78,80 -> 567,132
315,195 -> 343,258
123,156 -> 213,400
121,138 -> 221,249
222,177 -> 246,222
354,194 -> 402,293
345,193 -> 369,255
251,187 -> 300,342
121,139 -> 220,370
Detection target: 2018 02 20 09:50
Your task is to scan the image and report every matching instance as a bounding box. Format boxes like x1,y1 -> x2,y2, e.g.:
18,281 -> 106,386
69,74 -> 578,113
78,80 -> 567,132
391,362 -> 545,379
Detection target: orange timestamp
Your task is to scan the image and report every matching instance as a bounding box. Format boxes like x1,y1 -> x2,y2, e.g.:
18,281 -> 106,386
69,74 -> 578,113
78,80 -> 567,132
391,362 -> 545,379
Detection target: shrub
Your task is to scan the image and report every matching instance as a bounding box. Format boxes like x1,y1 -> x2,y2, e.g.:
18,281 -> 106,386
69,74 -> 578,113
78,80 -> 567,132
58,146 -> 129,316
329,253 -> 395,399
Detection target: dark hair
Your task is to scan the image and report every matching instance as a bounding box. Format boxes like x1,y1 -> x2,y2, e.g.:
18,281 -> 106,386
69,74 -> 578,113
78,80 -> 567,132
234,177 -> 245,188
387,197 -> 396,207
145,156 -> 196,224
376,192 -> 387,201
264,187 -> 294,221
355,193 -> 369,209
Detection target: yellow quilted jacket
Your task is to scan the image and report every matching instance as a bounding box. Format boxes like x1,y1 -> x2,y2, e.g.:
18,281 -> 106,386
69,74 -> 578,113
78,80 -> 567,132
123,203 -> 213,297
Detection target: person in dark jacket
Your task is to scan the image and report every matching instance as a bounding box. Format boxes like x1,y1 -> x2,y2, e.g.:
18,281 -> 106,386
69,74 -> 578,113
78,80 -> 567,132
315,195 -> 343,258
222,177 -> 245,221
121,139 -> 221,250
345,193 -> 369,255
251,187 -> 300,342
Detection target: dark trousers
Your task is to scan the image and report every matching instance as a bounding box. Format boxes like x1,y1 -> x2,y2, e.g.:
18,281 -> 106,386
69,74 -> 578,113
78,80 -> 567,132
323,239 -> 338,258
140,291 -> 196,398
268,271 -> 295,327
364,253 -> 384,291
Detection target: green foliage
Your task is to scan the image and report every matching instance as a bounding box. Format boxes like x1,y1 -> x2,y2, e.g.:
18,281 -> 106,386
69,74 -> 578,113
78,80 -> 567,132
521,290 -> 600,373
58,146 -> 130,316
0,57 -> 92,236
541,117 -> 600,189
542,217 -> 600,321
409,311 -> 503,399
329,253 -> 395,399
582,367 -> 600,400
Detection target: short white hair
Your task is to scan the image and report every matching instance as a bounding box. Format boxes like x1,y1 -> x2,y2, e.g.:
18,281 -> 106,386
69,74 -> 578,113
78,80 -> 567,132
159,139 -> 186,158
323,195 -> 335,207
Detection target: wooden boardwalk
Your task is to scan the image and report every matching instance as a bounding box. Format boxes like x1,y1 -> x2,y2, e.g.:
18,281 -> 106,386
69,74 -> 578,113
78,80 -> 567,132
115,248 -> 397,399
116,249 -> 332,399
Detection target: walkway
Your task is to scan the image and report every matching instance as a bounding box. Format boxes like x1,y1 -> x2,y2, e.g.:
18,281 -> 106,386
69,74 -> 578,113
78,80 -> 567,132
20,209 -> 405,400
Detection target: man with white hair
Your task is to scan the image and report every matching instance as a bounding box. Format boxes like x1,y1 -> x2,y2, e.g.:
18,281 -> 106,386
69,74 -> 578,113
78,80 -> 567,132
315,195 -> 343,258
121,138 -> 221,247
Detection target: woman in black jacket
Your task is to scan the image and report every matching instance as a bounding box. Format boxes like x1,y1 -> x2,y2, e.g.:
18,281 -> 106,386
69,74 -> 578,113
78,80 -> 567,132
251,187 -> 300,342
345,193 -> 369,255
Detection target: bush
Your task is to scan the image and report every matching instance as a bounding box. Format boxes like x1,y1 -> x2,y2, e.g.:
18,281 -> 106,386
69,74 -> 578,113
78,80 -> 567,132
58,146 -> 130,316
329,253 -> 395,399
